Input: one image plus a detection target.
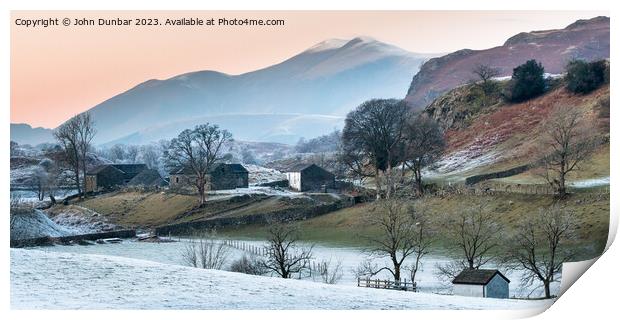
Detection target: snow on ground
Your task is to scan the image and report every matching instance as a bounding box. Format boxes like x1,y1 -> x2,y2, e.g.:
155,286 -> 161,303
424,148 -> 501,181
10,209 -> 74,240
569,176 -> 610,188
38,239 -> 559,299
208,186 -> 305,198
244,164 -> 287,185
10,248 -> 553,310
49,205 -> 117,234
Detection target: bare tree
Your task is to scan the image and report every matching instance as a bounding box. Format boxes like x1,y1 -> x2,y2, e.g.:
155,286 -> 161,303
341,99 -> 410,198
54,116 -> 82,195
405,202 -> 435,285
471,64 -> 500,98
313,258 -> 344,284
436,202 -> 503,281
138,144 -> 161,169
262,222 -> 313,279
538,105 -> 597,198
181,229 -> 230,270
507,205 -> 577,298
30,166 -> 49,201
109,144 -> 126,162
125,145 -> 139,163
358,200 -> 432,282
165,124 -> 233,205
75,113 -> 96,197
54,112 -> 96,198
403,115 -> 445,195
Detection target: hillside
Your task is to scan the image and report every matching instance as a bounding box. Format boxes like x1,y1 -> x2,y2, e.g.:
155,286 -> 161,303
404,16 -> 609,109
13,37 -> 433,146
71,189 -> 342,228
422,80 -> 610,183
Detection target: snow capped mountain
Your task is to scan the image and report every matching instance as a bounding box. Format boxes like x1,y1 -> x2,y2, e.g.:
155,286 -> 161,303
33,37 -> 432,145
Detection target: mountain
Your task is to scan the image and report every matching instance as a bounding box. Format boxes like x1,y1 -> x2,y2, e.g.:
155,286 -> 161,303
10,124 -> 54,145
65,37 -> 433,145
404,16 -> 610,109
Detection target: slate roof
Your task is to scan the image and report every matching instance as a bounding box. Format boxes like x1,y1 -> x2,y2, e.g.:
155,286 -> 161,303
213,163 -> 248,173
284,163 -> 315,172
452,269 -> 510,285
86,164 -> 123,175
128,169 -> 166,186
111,164 -> 147,175
172,163 -> 248,175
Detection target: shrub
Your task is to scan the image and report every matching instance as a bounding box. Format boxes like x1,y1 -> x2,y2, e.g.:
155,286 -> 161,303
507,59 -> 546,102
229,254 -> 267,275
566,60 -> 608,94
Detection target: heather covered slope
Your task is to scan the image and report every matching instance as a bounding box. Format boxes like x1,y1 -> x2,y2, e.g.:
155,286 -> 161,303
404,16 -> 609,109
423,81 -> 609,183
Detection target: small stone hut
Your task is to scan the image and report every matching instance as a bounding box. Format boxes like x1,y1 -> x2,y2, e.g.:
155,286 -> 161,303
285,163 -> 335,192
452,269 -> 510,299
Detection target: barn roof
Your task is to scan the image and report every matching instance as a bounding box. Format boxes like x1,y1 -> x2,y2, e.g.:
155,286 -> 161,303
452,269 -> 510,285
213,163 -> 248,173
172,163 -> 248,175
86,164 -> 124,175
128,169 -> 166,186
285,163 -> 315,172
111,164 -> 147,175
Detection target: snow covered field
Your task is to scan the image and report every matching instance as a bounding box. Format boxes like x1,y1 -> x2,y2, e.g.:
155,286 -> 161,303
34,239 -> 559,298
10,249 -> 553,310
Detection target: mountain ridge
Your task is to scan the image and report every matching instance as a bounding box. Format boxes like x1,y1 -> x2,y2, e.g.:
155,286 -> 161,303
404,16 -> 610,109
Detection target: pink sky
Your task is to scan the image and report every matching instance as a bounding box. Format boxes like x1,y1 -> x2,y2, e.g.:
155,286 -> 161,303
11,11 -> 607,128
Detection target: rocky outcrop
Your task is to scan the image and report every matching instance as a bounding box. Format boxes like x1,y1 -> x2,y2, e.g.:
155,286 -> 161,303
405,16 -> 610,110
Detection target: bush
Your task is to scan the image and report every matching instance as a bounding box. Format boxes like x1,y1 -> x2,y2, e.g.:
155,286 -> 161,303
507,59 -> 546,102
566,60 -> 608,94
229,254 -> 267,275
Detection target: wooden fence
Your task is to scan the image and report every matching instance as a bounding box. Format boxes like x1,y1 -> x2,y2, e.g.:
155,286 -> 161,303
357,277 -> 417,292
222,239 -> 341,279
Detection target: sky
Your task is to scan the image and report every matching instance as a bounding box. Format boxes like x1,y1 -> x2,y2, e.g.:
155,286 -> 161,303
10,11 -> 608,129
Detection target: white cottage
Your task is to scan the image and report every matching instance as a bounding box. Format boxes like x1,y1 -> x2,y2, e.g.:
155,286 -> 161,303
452,269 -> 510,299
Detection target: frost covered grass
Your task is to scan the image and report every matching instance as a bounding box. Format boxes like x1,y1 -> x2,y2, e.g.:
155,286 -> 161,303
37,238 -> 559,299
10,248 -> 553,310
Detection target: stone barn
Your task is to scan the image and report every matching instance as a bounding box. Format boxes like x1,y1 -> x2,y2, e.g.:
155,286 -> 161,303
127,169 -> 167,188
169,163 -> 248,191
285,164 -> 335,192
209,163 -> 249,190
452,269 -> 510,299
85,164 -> 148,192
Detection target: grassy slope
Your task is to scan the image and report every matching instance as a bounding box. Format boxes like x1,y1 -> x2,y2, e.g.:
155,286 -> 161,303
74,191 -> 337,228
428,84 -> 610,184
219,192 -> 609,261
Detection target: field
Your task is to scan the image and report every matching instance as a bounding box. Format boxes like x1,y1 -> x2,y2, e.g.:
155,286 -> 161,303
10,248 -> 555,311
73,188 -> 342,228
219,192 -> 610,261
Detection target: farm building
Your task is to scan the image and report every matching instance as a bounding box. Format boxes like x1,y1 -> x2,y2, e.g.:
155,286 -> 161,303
452,269 -> 510,299
285,164 -> 335,192
169,163 -> 249,190
85,164 -> 149,192
127,169 -> 167,188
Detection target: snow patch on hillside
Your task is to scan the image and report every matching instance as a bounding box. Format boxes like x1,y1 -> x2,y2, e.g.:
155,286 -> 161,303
569,176 -> 610,188
10,249 -> 553,310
